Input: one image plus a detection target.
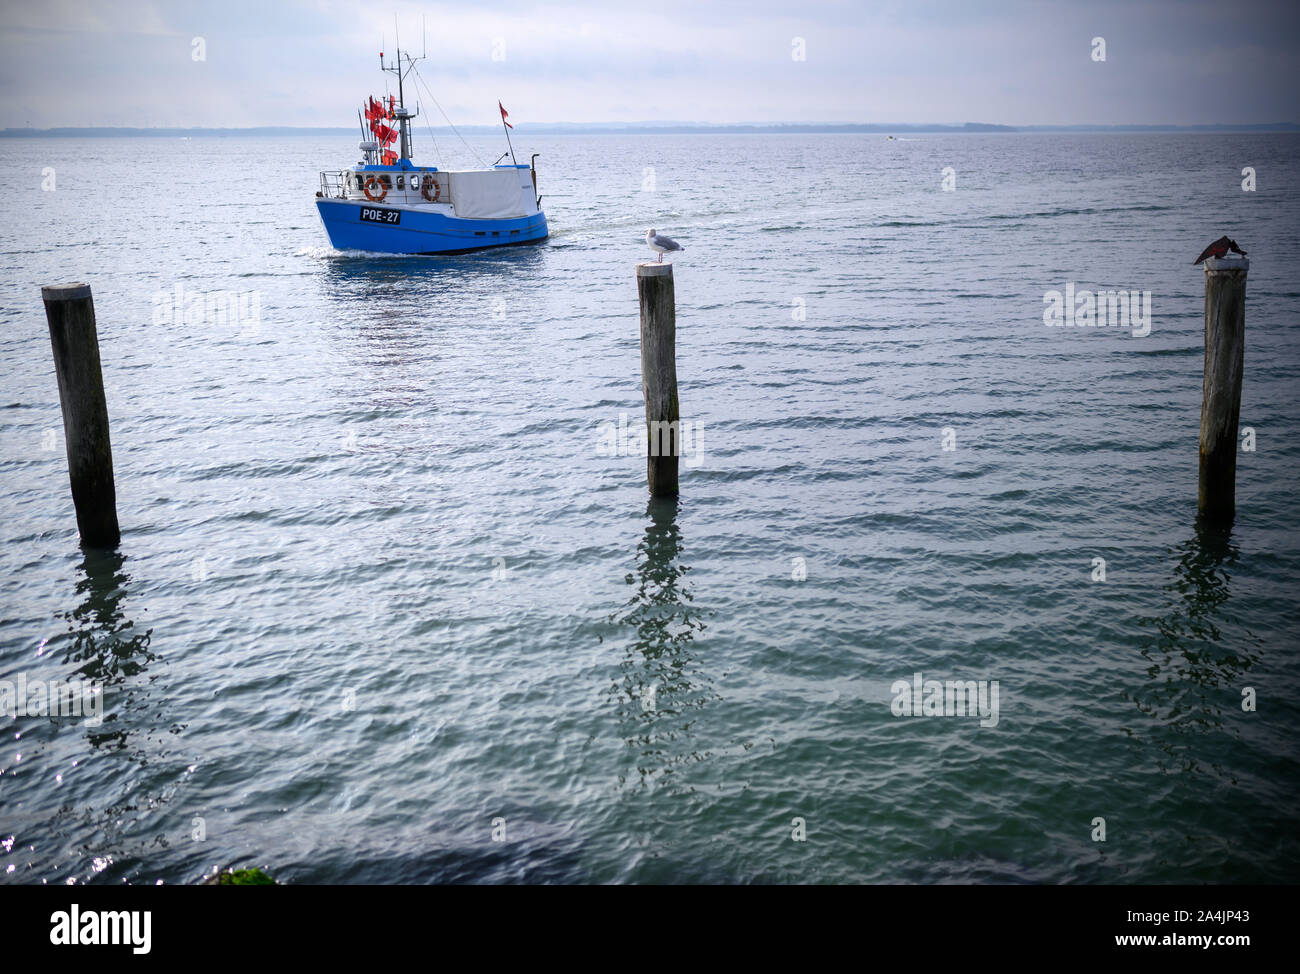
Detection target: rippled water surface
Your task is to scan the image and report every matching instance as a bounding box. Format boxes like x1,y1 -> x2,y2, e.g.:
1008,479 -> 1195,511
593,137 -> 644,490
2,133 -> 1299,883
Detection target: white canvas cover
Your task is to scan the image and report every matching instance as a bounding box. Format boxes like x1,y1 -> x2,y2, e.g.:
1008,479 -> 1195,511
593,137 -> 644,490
449,169 -> 526,219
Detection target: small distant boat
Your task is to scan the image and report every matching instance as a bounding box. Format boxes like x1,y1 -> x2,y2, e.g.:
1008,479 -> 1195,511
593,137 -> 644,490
315,45 -> 548,255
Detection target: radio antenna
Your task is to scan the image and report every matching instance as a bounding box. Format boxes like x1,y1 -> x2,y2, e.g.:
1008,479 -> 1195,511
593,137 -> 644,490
379,19 -> 427,162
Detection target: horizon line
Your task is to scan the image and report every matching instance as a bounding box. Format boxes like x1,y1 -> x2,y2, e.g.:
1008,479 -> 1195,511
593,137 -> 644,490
4,121 -> 1300,138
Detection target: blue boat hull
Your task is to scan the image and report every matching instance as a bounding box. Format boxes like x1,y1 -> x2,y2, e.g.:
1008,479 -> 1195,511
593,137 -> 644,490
316,198 -> 548,255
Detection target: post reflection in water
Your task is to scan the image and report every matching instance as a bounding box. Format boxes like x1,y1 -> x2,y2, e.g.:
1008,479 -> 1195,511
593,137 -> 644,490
608,498 -> 716,792
56,548 -> 156,750
1127,521 -> 1260,776
2,550 -> 167,882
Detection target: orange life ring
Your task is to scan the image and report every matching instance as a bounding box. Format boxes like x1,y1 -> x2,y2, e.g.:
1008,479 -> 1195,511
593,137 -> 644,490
362,176 -> 387,202
420,174 -> 440,203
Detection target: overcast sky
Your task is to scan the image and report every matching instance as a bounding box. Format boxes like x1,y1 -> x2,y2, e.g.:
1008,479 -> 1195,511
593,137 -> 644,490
2,0 -> 1297,128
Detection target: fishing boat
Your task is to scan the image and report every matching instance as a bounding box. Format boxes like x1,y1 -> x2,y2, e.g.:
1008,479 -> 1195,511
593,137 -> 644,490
315,45 -> 548,255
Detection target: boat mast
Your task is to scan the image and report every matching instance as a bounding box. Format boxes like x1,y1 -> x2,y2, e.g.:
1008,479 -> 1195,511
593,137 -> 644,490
380,28 -> 424,163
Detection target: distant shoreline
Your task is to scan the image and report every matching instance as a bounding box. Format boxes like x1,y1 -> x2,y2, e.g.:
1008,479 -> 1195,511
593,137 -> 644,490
3,122 -> 1298,138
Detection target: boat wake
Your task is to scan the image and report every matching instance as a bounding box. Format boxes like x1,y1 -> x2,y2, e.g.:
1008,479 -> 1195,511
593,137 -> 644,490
297,245 -> 431,261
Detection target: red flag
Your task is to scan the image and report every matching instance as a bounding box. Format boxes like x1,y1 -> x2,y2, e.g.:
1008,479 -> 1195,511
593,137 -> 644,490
366,115 -> 396,144
387,95 -> 396,120
499,100 -> 512,129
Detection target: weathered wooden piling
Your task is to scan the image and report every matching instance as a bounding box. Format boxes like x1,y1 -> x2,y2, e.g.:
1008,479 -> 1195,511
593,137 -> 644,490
41,283 -> 120,547
636,262 -> 679,497
1198,256 -> 1248,523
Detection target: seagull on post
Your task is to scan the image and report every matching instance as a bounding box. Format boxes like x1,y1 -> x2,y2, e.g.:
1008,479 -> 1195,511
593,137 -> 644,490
645,228 -> 683,263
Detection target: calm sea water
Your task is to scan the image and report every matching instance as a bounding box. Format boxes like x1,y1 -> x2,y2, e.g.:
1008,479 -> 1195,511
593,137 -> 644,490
2,132 -> 1299,884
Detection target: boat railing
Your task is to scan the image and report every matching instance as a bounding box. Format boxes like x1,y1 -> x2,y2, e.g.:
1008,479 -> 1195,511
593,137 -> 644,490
318,170 -> 463,206
319,171 -> 346,198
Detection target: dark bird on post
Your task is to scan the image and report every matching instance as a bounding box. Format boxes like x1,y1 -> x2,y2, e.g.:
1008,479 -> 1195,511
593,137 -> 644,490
1193,236 -> 1247,265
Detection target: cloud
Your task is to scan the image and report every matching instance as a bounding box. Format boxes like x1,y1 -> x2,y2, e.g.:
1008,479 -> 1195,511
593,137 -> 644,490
1,0 -> 1297,127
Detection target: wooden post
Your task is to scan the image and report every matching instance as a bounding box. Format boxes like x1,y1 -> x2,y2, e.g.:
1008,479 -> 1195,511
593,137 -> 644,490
1198,256 -> 1248,523
41,283 -> 120,547
636,262 -> 679,497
